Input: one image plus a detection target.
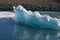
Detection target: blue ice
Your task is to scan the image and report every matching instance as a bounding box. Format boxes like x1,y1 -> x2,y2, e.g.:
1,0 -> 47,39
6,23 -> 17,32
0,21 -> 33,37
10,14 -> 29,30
13,5 -> 60,30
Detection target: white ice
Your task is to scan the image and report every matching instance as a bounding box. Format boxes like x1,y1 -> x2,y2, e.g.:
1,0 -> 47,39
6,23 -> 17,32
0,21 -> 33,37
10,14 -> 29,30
0,11 -> 15,19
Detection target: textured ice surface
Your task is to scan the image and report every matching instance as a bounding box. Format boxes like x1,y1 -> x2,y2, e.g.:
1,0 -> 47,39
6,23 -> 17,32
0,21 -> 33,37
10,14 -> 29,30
13,5 -> 60,30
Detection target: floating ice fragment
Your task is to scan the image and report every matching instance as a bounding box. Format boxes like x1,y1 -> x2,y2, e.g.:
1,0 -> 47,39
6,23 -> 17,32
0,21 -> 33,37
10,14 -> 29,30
13,5 -> 60,30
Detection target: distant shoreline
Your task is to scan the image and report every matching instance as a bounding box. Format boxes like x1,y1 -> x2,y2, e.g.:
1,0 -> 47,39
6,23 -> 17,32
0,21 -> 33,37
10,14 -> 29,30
0,3 -> 60,11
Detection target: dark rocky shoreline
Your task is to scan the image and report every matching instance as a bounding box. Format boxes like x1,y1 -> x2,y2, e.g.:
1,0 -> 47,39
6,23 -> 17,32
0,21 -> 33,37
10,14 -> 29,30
0,3 -> 60,11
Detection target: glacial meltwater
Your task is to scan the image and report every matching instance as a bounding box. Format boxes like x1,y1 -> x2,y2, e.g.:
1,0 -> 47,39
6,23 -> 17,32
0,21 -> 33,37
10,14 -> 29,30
0,18 -> 60,40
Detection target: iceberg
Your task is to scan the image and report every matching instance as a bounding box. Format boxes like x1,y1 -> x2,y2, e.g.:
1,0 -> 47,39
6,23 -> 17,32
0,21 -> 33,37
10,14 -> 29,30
13,5 -> 60,30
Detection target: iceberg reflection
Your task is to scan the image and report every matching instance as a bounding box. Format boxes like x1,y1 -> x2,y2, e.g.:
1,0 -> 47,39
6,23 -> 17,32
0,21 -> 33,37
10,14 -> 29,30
12,24 -> 60,40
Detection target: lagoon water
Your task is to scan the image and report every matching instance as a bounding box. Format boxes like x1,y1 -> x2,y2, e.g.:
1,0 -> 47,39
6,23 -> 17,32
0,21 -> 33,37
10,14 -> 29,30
0,11 -> 60,40
0,18 -> 60,40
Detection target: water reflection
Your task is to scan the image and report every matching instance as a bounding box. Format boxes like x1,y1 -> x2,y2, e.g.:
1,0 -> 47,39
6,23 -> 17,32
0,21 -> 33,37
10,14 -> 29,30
13,23 -> 60,40
0,18 -> 60,40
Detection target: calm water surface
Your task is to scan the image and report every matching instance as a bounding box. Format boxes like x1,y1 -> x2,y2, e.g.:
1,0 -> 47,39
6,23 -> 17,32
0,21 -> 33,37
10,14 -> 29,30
0,11 -> 60,40
0,19 -> 60,40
